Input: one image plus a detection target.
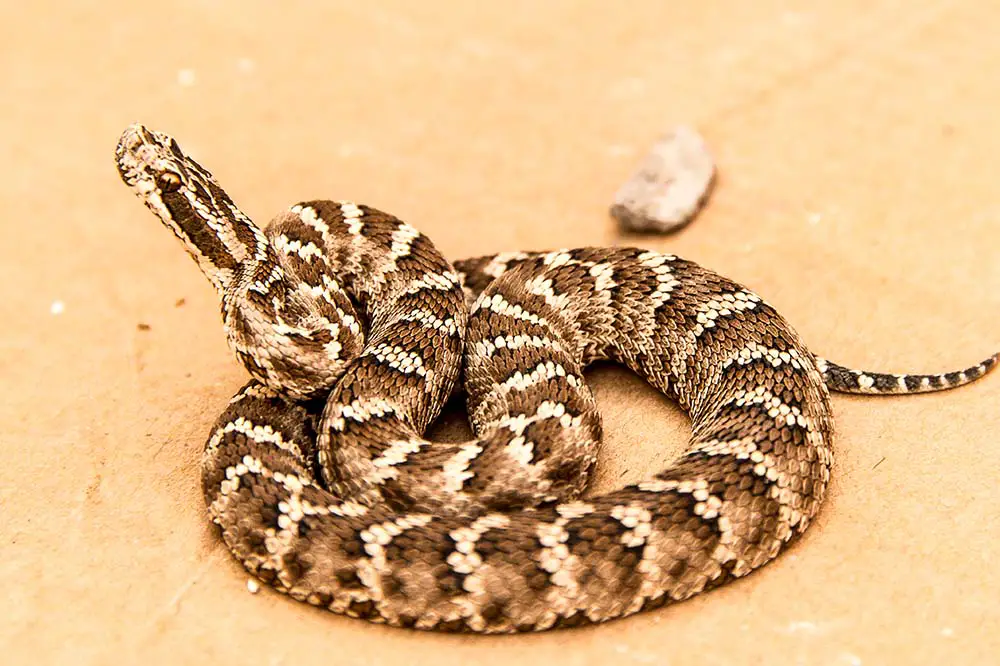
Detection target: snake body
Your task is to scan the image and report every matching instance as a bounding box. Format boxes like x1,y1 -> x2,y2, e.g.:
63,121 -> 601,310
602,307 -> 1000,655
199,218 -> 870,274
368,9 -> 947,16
115,124 -> 998,633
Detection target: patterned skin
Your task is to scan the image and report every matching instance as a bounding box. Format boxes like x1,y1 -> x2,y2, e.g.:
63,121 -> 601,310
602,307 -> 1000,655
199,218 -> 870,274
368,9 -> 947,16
115,124 -> 997,632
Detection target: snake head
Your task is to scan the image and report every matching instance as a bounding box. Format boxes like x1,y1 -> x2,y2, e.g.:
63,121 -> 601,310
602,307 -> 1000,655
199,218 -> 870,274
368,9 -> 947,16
115,123 -> 267,293
115,123 -> 186,191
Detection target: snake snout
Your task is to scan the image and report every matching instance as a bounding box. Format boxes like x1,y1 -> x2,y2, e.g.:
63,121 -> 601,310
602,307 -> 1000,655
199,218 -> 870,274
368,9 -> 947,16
115,124 -> 148,183
116,123 -> 147,157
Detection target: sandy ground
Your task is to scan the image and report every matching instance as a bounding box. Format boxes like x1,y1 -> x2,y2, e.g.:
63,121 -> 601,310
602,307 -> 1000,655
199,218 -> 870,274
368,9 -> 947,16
3,2 -> 999,664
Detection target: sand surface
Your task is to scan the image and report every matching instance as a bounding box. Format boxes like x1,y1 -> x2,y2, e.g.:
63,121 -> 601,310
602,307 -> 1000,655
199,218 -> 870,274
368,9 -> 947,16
4,2 -> 999,664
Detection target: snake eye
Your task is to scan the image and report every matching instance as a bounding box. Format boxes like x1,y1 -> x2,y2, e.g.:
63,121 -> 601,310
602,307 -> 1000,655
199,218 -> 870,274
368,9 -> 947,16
157,171 -> 182,193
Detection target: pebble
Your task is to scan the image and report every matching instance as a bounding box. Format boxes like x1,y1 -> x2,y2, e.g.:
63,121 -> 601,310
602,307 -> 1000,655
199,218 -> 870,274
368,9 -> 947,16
610,125 -> 716,233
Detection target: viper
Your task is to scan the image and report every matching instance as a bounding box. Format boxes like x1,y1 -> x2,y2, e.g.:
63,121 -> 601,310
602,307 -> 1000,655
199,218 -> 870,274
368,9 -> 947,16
115,123 -> 997,633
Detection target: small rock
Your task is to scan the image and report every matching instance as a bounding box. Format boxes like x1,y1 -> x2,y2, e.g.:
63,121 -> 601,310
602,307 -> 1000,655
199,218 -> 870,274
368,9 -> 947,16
247,578 -> 261,594
610,125 -> 716,234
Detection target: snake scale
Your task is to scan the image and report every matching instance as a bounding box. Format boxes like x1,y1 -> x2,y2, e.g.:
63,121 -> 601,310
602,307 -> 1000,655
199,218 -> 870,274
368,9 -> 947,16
116,124 -> 998,633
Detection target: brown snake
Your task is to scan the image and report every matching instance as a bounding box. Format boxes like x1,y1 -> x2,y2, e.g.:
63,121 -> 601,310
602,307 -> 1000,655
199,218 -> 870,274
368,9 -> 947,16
115,124 -> 998,633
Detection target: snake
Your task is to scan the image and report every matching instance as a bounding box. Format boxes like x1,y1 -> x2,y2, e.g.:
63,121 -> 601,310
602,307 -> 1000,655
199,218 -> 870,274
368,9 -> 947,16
115,123 -> 998,633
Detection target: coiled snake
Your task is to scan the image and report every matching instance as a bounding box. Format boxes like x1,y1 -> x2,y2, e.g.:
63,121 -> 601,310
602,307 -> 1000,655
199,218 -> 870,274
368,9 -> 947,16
115,124 -> 997,633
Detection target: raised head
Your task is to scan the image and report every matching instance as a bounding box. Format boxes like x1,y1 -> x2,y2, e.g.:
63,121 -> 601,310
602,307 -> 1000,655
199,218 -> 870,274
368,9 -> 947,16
115,123 -> 269,292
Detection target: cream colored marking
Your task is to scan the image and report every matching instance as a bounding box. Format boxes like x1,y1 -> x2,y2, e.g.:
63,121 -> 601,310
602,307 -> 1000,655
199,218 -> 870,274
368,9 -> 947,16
322,325 -> 346,358
541,250 -> 576,268
442,442 -> 484,492
227,383 -> 280,404
497,361 -> 579,394
372,438 -> 424,468
401,307 -> 459,336
294,496 -> 370,519
447,514 -> 510,579
692,435 -> 758,459
324,282 -> 362,336
504,436 -> 534,465
722,342 -> 806,371
473,333 -> 558,358
290,204 -> 331,241
498,400 -> 580,435
296,282 -> 326,300
482,251 -> 531,278
526,274 -> 571,311
636,478 -> 684,493
610,503 -> 653,547
638,251 -> 677,266
327,397 -> 397,432
589,262 -> 617,293
339,201 -> 363,218
365,223 -> 422,294
533,519 -> 581,596
555,501 -> 595,519
649,263 -> 680,309
338,201 -> 365,235
205,416 -> 304,463
691,291 -> 761,337
388,223 -> 420,262
733,387 -> 809,429
273,234 -> 324,262
328,500 -> 370,518
404,270 -> 461,295
473,292 -> 550,328
366,343 -> 430,378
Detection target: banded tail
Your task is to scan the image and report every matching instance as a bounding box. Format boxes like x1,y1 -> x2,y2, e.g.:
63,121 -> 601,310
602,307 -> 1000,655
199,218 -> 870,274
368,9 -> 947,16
817,353 -> 1000,395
